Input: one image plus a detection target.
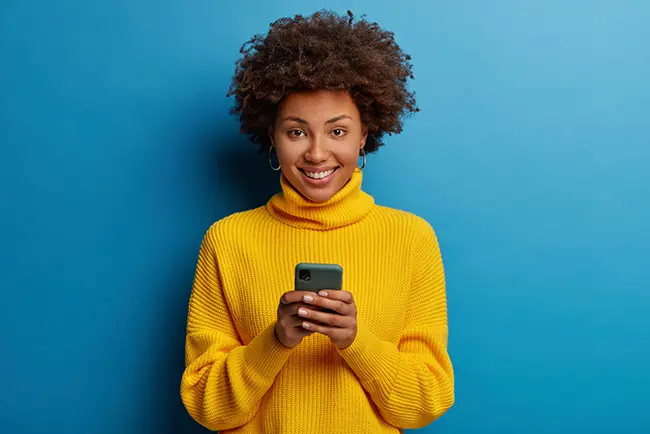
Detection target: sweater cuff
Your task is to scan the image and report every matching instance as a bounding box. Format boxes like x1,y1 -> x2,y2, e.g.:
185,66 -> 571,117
337,322 -> 400,385
241,323 -> 296,380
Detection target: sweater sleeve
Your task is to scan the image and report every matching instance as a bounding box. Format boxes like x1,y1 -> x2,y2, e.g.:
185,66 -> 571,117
180,226 -> 295,431
337,220 -> 454,429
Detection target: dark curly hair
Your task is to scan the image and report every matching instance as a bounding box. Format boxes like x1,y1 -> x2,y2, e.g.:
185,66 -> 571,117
227,10 -> 418,153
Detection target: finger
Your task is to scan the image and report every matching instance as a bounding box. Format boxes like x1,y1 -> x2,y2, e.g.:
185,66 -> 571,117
279,313 -> 316,330
279,303 -> 321,326
301,321 -> 353,340
280,291 -> 315,305
317,290 -> 354,304
295,327 -> 315,338
302,293 -> 350,315
279,302 -> 311,316
288,313 -> 311,328
297,306 -> 354,328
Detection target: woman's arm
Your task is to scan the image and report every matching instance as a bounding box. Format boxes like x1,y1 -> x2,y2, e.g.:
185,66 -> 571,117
180,226 -> 295,431
337,220 -> 454,429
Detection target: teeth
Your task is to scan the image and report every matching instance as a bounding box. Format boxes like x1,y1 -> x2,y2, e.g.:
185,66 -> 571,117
304,168 -> 336,179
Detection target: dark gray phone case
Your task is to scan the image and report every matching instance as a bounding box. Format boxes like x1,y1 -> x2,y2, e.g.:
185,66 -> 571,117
294,262 -> 343,292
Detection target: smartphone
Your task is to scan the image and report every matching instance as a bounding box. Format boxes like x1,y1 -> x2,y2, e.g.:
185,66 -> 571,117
294,262 -> 343,293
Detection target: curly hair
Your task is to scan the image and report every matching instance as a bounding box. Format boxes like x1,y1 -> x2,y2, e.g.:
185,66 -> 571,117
227,10 -> 418,153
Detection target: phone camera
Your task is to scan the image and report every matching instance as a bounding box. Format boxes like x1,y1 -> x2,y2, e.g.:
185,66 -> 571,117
299,270 -> 311,281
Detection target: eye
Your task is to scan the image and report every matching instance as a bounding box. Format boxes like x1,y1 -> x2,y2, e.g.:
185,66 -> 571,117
331,128 -> 346,137
288,129 -> 305,138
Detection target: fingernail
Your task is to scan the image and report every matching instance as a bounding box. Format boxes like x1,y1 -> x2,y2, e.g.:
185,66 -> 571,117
303,295 -> 313,303
298,308 -> 308,317
302,321 -> 311,329
318,291 -> 328,297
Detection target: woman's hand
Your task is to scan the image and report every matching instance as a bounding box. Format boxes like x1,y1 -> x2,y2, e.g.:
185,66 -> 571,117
297,290 -> 358,349
274,291 -> 316,348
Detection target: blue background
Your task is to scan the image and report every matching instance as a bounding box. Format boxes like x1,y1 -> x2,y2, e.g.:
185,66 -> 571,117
1,1 -> 649,433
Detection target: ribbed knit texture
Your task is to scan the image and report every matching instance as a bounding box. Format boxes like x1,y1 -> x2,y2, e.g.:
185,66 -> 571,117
180,168 -> 454,433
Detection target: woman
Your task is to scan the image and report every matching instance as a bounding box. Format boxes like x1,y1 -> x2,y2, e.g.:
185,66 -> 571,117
180,10 -> 454,433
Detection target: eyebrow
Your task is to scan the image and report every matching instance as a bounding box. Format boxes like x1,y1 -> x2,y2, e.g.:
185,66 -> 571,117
281,114 -> 353,125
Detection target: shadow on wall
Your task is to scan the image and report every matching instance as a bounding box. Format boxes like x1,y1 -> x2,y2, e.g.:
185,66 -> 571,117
214,140 -> 282,212
154,129 -> 280,434
159,262 -> 212,434
194,127 -> 282,217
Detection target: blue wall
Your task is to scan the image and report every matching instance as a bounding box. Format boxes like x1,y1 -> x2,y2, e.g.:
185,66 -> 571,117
1,1 -> 649,433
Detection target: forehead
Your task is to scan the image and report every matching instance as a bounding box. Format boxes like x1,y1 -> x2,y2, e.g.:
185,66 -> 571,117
277,90 -> 360,120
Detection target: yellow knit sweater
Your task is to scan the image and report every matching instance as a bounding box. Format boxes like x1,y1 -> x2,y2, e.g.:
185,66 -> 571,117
180,168 -> 454,433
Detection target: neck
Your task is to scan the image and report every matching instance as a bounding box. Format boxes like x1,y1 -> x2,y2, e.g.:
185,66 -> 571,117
266,168 -> 375,231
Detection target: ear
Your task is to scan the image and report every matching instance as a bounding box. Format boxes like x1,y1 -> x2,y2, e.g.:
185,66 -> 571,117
360,126 -> 368,150
268,128 -> 275,147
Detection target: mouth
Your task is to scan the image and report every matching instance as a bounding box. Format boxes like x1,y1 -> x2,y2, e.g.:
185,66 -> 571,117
299,167 -> 339,184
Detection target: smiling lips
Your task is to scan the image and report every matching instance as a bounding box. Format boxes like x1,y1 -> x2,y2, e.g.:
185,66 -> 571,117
302,167 -> 337,179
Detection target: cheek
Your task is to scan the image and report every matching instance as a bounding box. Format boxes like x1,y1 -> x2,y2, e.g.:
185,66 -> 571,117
336,147 -> 361,165
276,144 -> 301,165
335,132 -> 364,164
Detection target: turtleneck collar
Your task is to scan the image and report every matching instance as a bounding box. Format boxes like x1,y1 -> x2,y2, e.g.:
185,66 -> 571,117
266,168 -> 375,231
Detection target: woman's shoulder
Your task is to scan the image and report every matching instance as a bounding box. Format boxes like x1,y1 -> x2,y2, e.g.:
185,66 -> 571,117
371,205 -> 438,238
202,206 -> 268,240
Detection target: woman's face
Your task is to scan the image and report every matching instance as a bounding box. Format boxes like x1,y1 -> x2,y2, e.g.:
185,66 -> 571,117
271,90 -> 367,203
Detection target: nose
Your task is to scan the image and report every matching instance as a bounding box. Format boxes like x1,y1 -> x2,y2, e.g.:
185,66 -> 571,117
304,134 -> 329,163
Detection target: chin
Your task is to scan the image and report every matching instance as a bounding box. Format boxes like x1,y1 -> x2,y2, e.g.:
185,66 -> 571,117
302,186 -> 336,203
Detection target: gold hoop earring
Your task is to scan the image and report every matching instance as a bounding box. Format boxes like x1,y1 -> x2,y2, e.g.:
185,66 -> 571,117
358,148 -> 366,170
269,145 -> 281,171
